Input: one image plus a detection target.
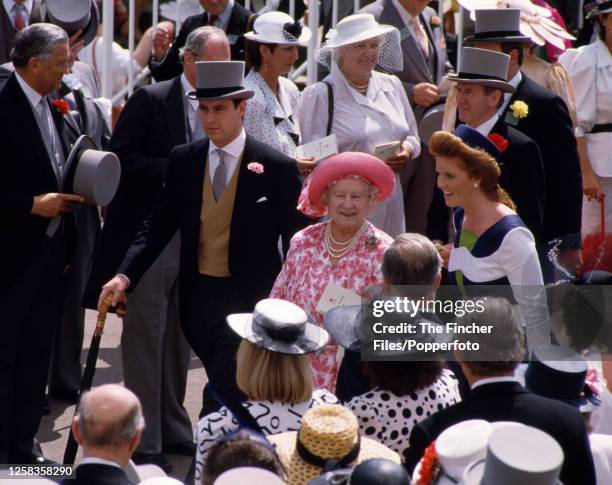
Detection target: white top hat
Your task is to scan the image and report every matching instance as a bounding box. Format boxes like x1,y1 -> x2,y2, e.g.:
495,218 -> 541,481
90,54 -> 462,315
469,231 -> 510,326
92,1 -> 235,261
244,11 -> 311,46
213,467 -> 284,485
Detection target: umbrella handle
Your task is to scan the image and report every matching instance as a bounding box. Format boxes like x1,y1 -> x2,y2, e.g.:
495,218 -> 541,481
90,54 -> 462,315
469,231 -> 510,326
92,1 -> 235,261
95,293 -> 126,337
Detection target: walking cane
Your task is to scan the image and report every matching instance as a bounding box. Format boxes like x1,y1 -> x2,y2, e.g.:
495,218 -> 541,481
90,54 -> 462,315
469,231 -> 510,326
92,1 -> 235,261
63,292 -> 125,464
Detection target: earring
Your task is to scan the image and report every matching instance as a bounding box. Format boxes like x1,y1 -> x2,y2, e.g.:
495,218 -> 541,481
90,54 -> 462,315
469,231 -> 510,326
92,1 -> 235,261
473,183 -> 479,188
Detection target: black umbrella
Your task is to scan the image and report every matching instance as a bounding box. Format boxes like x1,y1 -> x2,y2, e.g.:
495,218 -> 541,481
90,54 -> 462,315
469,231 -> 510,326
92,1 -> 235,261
63,292 -> 125,464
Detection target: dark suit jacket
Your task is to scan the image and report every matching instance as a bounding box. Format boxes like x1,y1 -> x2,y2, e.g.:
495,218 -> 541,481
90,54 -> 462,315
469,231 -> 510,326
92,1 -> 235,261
150,4 -> 255,82
116,135 -> 308,322
361,1 -> 452,115
82,77 -> 188,309
0,0 -> 44,64
503,74 -> 582,247
405,382 -> 596,485
67,463 -> 132,485
0,73 -> 76,295
491,118 -> 545,243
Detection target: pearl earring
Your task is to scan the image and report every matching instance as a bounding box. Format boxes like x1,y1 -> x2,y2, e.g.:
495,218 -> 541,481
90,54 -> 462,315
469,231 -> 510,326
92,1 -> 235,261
473,183 -> 479,188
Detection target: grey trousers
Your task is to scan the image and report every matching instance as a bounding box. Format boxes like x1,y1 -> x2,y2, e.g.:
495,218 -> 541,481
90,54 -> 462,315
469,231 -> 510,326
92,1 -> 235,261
121,233 -> 193,453
401,145 -> 437,235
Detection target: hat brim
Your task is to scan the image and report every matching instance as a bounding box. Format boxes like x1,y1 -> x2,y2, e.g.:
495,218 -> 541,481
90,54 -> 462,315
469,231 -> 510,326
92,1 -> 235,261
324,305 -> 363,351
448,75 -> 516,93
244,26 -> 312,46
187,88 -> 254,101
63,134 -> 97,194
418,102 -> 446,145
47,3 -> 99,47
462,459 -> 562,485
322,23 -> 396,49
268,431 -> 400,485
226,313 -> 329,355
464,34 -> 532,45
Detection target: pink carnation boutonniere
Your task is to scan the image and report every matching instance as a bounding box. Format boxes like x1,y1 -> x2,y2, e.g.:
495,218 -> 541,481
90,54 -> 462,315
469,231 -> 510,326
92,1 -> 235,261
247,162 -> 264,174
51,99 -> 69,116
430,15 -> 441,29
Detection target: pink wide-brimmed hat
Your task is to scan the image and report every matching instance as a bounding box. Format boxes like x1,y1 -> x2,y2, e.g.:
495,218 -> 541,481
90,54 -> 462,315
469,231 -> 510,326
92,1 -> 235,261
297,152 -> 395,217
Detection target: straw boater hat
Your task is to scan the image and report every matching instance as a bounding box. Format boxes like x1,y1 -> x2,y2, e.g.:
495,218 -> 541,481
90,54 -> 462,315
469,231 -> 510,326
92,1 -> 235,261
244,11 -> 311,46
268,404 -> 400,485
62,135 -> 121,206
460,2 -> 575,49
297,152 -> 395,218
462,425 -> 564,485
524,344 -> 601,413
227,298 -> 329,355
188,61 -> 254,101
447,47 -> 515,93
45,0 -> 99,47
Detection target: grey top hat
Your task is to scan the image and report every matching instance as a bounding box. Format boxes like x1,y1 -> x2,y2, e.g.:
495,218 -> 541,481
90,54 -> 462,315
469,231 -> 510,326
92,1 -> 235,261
448,47 -> 515,93
463,426 -> 564,485
226,298 -> 329,355
418,102 -> 445,146
324,296 -> 449,359
63,135 -> 121,206
45,0 -> 99,47
464,9 -> 531,44
188,61 -> 255,101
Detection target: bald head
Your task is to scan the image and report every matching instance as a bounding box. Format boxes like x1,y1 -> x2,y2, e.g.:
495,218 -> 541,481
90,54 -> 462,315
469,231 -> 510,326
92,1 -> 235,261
77,384 -> 144,447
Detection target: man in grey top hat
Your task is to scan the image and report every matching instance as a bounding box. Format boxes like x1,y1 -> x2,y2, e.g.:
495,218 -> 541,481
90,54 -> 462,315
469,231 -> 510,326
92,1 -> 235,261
83,26 -> 232,472
361,0 -> 453,235
466,8 -> 583,280
435,46 -> 546,244
99,60 -> 309,418
0,23 -> 85,464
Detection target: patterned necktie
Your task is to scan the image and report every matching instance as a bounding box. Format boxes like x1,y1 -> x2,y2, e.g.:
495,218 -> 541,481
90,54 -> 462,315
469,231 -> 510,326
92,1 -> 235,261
13,3 -> 26,31
212,149 -> 227,201
208,14 -> 219,26
40,97 -> 62,174
411,17 -> 429,58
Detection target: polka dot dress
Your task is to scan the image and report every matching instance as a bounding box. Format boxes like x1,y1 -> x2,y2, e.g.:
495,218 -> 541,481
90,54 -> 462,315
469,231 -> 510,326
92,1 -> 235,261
347,369 -> 461,462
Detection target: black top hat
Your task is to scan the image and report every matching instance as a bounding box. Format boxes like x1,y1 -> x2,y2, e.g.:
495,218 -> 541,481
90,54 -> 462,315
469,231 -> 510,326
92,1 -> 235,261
63,135 -> 121,206
525,344 -> 600,412
45,0 -> 100,47
464,9 -> 531,44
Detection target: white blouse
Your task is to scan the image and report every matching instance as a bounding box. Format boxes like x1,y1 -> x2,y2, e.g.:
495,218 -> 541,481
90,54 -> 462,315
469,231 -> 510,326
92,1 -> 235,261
243,70 -> 301,158
297,64 -> 421,237
346,369 -> 460,462
560,39 -> 612,176
194,388 -> 338,481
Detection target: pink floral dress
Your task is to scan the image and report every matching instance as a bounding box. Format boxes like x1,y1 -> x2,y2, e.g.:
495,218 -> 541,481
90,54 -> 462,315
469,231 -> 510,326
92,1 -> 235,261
270,220 -> 393,392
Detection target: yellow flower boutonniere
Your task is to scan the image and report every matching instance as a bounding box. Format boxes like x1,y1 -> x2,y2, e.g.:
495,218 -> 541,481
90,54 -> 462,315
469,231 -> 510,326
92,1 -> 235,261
510,100 -> 529,119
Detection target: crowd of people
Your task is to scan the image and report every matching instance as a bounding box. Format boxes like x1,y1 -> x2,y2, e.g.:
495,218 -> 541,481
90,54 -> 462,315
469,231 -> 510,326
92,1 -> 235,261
2,0 -> 612,484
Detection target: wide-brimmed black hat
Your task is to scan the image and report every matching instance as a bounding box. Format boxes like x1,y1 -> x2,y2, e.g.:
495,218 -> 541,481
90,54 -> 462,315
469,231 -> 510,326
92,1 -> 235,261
62,135 -> 121,206
45,0 -> 99,47
188,61 -> 254,101
227,298 -> 329,355
464,8 -> 531,44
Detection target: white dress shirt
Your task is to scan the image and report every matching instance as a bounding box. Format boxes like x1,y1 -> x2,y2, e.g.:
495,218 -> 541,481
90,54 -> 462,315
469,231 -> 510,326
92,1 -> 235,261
208,0 -> 234,30
180,73 -> 199,136
471,375 -> 519,391
208,128 -> 246,185
2,0 -> 33,28
473,113 -> 500,137
79,457 -> 122,469
298,63 -> 421,237
499,71 -> 523,116
243,70 -> 301,157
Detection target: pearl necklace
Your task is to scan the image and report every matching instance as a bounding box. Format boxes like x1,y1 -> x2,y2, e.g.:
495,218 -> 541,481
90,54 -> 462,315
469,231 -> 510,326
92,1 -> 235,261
325,222 -> 367,259
347,78 -> 369,94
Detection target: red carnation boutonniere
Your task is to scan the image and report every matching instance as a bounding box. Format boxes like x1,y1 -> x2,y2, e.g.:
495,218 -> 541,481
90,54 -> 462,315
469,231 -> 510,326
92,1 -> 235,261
51,99 -> 69,116
416,441 -> 441,485
247,162 -> 264,174
487,133 -> 509,153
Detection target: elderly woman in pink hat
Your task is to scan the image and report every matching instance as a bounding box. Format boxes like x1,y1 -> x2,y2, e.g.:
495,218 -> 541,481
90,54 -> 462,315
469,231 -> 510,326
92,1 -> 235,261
270,152 -> 395,391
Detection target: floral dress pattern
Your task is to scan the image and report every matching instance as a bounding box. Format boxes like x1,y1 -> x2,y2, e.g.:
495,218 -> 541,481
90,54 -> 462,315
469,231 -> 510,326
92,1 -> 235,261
270,221 -> 393,391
